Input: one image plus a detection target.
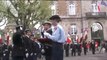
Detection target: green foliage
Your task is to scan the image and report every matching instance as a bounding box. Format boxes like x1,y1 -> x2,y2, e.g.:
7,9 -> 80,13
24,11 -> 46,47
0,0 -> 52,29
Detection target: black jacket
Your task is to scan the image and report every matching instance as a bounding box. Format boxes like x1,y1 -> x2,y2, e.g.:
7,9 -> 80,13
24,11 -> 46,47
12,31 -> 25,57
23,36 -> 32,53
41,29 -> 53,56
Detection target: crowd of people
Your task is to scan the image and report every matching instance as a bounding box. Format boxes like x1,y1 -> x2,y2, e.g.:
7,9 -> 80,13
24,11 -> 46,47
0,15 -> 107,60
64,40 -> 107,57
0,15 -> 66,60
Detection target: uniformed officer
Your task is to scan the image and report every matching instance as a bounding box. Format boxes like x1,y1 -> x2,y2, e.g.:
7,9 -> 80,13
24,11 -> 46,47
0,43 -> 3,60
71,44 -> 77,56
83,41 -> 87,55
64,43 -> 70,57
12,26 -> 25,60
30,35 -> 40,60
41,21 -> 52,60
91,40 -> 95,54
2,42 -> 10,60
23,29 -> 33,60
77,43 -> 81,56
44,15 -> 66,60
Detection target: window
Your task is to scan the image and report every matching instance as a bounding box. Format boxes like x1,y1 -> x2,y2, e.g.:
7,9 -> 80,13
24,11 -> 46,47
91,1 -> 100,12
70,24 -> 77,35
68,2 -> 76,15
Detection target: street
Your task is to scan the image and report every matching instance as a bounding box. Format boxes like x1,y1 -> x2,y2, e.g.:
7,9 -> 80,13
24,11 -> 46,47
64,52 -> 107,60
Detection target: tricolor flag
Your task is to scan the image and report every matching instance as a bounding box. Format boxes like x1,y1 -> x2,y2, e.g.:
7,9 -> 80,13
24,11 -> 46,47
97,2 -> 101,12
80,33 -> 83,43
101,0 -> 107,7
66,37 -> 71,44
83,30 -> 88,41
6,33 -> 10,45
0,34 -> 2,44
76,35 -> 80,43
92,2 -> 101,12
66,34 -> 72,44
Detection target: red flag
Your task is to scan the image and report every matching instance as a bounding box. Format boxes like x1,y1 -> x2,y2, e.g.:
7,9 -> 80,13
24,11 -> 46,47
6,33 -> 10,45
76,35 -> 80,43
98,2 -> 100,12
7,35 -> 9,45
83,30 -> 88,41
66,37 -> 71,44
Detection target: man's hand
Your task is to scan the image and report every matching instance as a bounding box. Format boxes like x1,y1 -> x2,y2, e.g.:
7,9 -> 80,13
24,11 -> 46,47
44,32 -> 51,37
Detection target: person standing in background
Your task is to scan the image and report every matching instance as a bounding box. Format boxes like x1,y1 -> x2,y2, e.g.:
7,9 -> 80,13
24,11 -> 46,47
23,29 -> 33,60
64,43 -> 70,57
30,35 -> 39,60
83,41 -> 87,55
41,21 -> 53,60
12,26 -> 25,60
91,40 -> 95,54
44,15 -> 66,60
2,41 -> 10,60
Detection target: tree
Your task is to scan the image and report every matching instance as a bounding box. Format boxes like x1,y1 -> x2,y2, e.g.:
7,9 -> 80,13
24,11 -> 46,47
0,0 -> 52,30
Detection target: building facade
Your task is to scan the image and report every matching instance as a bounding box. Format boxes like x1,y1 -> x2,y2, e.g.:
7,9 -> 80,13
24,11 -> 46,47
52,0 -> 107,42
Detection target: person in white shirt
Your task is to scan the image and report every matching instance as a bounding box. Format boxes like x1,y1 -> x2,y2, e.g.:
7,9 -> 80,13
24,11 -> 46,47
44,15 -> 66,60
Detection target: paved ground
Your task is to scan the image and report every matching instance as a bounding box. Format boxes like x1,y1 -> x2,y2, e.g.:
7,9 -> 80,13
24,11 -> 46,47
64,52 -> 107,60
38,51 -> 107,60
8,50 -> 107,60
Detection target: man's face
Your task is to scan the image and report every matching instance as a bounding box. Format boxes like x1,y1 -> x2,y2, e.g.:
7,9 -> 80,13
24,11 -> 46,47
27,31 -> 32,36
30,36 -> 34,41
44,24 -> 50,30
50,20 -> 58,26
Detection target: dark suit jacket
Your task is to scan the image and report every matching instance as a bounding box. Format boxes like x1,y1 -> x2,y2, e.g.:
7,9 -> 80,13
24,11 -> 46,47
32,41 -> 40,55
2,44 -> 10,57
91,42 -> 95,50
41,29 -> 53,56
23,36 -> 32,53
12,31 -> 25,57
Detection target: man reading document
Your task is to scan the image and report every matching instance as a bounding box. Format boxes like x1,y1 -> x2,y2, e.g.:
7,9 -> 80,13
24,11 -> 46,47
44,15 -> 66,60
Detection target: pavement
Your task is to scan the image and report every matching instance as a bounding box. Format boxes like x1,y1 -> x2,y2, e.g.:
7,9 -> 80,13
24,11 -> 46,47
64,51 -> 107,60
38,51 -> 107,60
7,49 -> 106,60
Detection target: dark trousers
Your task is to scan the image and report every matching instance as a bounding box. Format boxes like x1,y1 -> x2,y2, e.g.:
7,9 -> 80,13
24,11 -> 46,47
77,49 -> 81,56
52,42 -> 63,60
92,48 -> 95,54
25,55 -> 33,60
65,49 -> 69,57
3,55 -> 9,60
45,55 -> 51,60
84,48 -> 87,55
33,55 -> 37,60
12,56 -> 24,60
0,55 -> 2,60
71,48 -> 76,56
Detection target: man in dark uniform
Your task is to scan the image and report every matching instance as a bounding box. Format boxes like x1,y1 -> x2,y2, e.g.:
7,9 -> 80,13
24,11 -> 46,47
22,29 -> 33,60
91,40 -> 95,54
2,42 -> 10,60
77,43 -> 81,56
0,43 -> 3,60
41,21 -> 52,60
83,41 -> 87,55
64,43 -> 70,57
71,44 -> 77,56
29,35 -> 40,60
12,26 -> 25,60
